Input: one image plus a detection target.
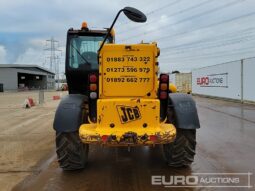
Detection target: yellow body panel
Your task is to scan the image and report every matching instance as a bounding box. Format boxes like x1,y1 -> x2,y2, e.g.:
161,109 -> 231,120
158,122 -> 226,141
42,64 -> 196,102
79,122 -> 176,146
99,44 -> 158,98
79,98 -> 176,145
79,43 -> 176,146
98,98 -> 159,129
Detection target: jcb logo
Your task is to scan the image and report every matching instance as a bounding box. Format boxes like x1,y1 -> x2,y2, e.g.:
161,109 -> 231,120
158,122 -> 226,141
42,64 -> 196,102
117,105 -> 141,123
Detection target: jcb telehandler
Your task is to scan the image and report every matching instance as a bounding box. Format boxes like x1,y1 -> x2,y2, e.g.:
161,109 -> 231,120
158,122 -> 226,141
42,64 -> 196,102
53,7 -> 200,170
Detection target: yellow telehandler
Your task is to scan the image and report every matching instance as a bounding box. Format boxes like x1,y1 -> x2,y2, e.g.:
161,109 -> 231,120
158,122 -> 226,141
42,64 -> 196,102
53,7 -> 200,170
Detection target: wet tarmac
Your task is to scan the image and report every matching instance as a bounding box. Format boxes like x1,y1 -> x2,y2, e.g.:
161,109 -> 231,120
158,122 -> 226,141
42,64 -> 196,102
13,97 -> 255,191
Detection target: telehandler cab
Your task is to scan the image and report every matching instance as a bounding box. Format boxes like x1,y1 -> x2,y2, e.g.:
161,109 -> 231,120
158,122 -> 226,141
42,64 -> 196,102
53,7 -> 200,170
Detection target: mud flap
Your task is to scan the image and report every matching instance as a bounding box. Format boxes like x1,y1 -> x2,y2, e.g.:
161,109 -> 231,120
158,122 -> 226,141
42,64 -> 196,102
168,93 -> 200,129
53,94 -> 87,132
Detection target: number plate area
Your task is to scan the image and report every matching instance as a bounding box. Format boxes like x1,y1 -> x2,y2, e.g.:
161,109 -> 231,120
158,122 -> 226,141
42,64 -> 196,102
99,44 -> 158,98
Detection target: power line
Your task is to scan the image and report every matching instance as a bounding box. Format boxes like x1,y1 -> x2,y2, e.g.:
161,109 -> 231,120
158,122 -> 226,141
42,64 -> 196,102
160,55 -> 255,71
160,54 -> 255,72
120,0 -> 247,42
115,0 -> 182,28
159,27 -> 255,51
160,32 -> 255,55
161,44 -> 255,60
117,0 -> 213,34
150,11 -> 255,44
99,1 -> 155,28
160,46 -> 255,61
146,0 -> 182,15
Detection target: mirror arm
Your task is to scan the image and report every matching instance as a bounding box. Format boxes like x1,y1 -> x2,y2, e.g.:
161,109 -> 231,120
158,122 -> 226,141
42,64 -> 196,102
98,9 -> 124,53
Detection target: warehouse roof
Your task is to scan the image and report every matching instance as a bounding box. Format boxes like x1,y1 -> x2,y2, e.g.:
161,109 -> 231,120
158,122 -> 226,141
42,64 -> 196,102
0,64 -> 55,75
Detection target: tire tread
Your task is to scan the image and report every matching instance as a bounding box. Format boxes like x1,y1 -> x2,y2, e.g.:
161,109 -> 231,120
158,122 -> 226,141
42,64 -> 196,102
163,129 -> 196,167
56,131 -> 88,170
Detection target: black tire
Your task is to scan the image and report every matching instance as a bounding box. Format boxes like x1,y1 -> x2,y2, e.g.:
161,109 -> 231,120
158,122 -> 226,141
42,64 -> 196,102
56,131 -> 89,170
163,129 -> 196,167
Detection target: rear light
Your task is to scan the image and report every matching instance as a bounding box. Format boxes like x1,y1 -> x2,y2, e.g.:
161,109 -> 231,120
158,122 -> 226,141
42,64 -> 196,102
90,84 -> 97,91
101,135 -> 108,142
88,74 -> 98,99
160,74 -> 169,83
160,92 -> 167,99
160,83 -> 168,91
159,74 -> 169,119
89,74 -> 97,83
88,73 -> 98,122
90,92 -> 97,99
158,74 -> 169,100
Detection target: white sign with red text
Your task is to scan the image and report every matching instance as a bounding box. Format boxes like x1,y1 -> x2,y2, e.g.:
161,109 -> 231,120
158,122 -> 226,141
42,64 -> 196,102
192,61 -> 241,99
196,73 -> 228,88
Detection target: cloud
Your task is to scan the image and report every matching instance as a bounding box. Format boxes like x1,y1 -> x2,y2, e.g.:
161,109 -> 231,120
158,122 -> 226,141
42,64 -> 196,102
0,45 -> 7,63
0,0 -> 255,73
14,48 -> 42,65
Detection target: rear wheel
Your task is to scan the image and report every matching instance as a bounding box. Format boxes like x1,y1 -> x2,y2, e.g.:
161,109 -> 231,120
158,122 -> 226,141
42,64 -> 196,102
56,131 -> 89,170
163,129 -> 196,167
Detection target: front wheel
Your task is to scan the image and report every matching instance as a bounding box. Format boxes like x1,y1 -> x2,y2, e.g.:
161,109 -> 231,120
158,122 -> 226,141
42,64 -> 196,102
56,131 -> 89,170
163,129 -> 196,167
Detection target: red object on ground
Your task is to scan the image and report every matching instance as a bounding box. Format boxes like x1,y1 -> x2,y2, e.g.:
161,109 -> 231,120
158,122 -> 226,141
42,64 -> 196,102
53,95 -> 61,100
28,98 -> 35,106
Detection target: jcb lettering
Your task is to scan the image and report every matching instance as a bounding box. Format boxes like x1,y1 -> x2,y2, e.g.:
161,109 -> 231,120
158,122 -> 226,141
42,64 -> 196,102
117,106 -> 141,123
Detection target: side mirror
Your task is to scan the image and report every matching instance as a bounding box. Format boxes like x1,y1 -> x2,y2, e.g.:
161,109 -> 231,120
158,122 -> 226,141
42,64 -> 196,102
123,7 -> 147,23
98,7 -> 146,53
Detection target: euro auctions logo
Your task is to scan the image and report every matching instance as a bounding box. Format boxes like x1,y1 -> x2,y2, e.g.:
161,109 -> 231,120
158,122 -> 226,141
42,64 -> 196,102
196,73 -> 228,88
151,173 -> 253,188
197,77 -> 209,85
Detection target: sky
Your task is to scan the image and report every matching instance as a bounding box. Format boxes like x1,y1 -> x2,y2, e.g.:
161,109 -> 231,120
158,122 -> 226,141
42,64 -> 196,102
0,0 -> 255,75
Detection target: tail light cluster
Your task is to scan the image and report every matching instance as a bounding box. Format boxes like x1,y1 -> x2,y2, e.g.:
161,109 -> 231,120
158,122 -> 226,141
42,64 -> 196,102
88,74 -> 98,99
159,74 -> 169,100
159,74 -> 169,121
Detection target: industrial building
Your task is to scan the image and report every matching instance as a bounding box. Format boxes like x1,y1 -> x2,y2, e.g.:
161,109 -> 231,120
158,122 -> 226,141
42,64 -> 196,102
192,57 -> 255,103
0,64 -> 55,91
